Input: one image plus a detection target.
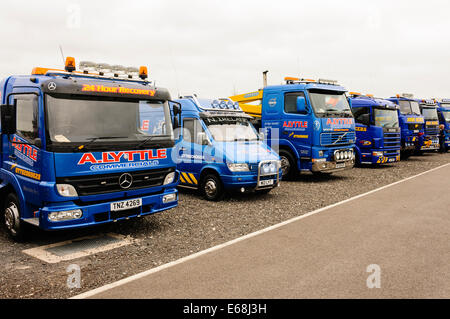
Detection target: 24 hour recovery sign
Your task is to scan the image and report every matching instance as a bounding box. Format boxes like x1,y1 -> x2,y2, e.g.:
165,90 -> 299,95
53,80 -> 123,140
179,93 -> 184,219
78,149 -> 167,171
81,84 -> 156,96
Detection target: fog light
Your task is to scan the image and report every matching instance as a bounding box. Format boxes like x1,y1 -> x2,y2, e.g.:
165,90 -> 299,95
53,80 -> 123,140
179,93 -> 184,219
240,187 -> 245,193
162,193 -> 177,203
48,209 -> 83,222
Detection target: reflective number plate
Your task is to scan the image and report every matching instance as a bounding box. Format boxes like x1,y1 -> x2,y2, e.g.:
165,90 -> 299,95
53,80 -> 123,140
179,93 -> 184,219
110,198 -> 142,212
258,179 -> 274,187
336,162 -> 346,169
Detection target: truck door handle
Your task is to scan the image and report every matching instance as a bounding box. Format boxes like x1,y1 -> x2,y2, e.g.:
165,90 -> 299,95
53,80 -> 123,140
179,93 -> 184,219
9,155 -> 17,161
180,147 -> 187,151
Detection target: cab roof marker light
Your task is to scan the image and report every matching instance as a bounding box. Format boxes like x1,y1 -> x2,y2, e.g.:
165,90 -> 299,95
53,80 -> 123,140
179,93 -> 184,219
284,76 -> 300,82
139,66 -> 148,80
349,92 -> 362,96
65,57 -> 76,72
317,78 -> 337,85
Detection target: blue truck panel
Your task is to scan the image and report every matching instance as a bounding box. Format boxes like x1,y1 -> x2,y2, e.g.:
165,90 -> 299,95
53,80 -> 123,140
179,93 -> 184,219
386,96 -> 425,156
231,79 -> 356,178
149,96 -> 281,200
0,62 -> 179,240
435,99 -> 450,152
349,95 -> 401,165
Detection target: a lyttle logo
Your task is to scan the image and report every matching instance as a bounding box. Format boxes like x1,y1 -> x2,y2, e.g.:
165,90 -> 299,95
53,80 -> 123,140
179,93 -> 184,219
118,173 -> 133,189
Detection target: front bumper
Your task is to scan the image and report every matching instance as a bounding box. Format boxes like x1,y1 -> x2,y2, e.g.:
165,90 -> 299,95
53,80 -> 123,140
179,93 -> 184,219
420,136 -> 440,151
221,169 -> 282,192
311,158 -> 354,172
37,188 -> 178,230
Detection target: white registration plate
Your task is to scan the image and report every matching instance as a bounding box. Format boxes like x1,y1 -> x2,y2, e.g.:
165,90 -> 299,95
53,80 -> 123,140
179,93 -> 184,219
258,179 -> 274,187
110,198 -> 142,212
336,162 -> 346,169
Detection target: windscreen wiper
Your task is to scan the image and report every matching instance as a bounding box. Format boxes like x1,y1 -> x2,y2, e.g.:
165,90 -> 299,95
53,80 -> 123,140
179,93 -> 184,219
134,135 -> 160,149
75,136 -> 128,151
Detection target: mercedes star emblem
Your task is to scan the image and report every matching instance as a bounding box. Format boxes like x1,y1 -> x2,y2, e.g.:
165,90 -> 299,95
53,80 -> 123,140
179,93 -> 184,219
47,82 -> 57,91
118,173 -> 133,189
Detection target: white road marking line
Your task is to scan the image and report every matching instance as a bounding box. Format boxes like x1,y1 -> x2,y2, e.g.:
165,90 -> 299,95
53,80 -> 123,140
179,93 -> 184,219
71,162 -> 450,299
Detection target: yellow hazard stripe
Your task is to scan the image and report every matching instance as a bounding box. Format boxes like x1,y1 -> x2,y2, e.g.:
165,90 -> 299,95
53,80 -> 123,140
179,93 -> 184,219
188,173 -> 198,185
181,172 -> 193,184
179,174 -> 187,183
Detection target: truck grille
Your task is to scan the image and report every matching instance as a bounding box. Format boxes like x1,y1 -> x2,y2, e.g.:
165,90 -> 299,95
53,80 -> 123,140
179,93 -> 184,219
320,131 -> 355,146
383,132 -> 401,149
57,167 -> 174,196
408,123 -> 423,131
425,125 -> 439,137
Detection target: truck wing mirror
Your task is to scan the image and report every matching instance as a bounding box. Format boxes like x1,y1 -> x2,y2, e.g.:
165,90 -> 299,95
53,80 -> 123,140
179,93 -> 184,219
171,101 -> 182,130
358,113 -> 370,126
1,102 -> 17,135
197,132 -> 210,146
296,96 -> 307,113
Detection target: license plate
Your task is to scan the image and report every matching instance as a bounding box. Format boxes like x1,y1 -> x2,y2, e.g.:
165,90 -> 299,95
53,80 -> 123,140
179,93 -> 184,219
336,162 -> 346,169
389,158 -> 395,162
110,198 -> 142,212
258,179 -> 274,187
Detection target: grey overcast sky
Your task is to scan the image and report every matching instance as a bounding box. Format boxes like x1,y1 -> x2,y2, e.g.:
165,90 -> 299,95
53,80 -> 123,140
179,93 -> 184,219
0,0 -> 449,99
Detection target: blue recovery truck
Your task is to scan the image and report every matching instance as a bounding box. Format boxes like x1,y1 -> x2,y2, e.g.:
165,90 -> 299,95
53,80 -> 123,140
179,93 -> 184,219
386,94 -> 425,158
157,95 -> 281,201
230,77 -> 356,179
348,93 -> 401,165
0,58 -> 180,240
435,98 -> 450,152
416,99 -> 440,152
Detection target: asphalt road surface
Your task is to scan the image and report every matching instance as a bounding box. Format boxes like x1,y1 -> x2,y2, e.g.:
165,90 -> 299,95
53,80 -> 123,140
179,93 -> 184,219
78,163 -> 450,299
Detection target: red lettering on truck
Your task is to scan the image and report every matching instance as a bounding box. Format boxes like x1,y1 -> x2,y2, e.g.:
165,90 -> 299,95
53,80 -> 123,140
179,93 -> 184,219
78,149 -> 168,165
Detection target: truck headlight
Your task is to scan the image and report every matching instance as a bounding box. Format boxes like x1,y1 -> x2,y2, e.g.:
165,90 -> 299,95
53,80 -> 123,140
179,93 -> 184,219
260,162 -> 277,175
372,151 -> 383,157
56,184 -> 78,197
163,172 -> 176,185
48,209 -> 83,222
227,163 -> 250,172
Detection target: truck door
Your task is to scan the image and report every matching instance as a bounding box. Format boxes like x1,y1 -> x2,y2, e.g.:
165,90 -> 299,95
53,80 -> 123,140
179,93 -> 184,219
178,118 -> 206,187
5,93 -> 42,206
282,92 -> 312,158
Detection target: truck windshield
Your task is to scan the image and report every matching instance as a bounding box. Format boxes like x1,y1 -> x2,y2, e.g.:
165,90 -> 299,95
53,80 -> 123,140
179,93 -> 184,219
203,117 -> 259,142
45,95 -> 173,150
399,100 -> 421,116
442,109 -> 450,122
421,107 -> 438,120
374,108 -> 399,128
308,90 -> 352,118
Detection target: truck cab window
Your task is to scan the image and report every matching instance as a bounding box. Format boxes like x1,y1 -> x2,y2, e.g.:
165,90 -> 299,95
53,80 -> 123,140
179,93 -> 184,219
16,95 -> 39,141
284,92 -> 306,114
183,118 -> 205,144
352,107 -> 369,123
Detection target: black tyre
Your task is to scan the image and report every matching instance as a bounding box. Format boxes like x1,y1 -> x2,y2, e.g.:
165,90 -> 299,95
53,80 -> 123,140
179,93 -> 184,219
279,150 -> 297,180
201,174 -> 224,201
3,193 -> 27,241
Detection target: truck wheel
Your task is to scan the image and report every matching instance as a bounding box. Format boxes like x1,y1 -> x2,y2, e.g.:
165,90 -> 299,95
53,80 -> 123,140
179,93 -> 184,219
279,150 -> 297,180
3,193 -> 27,241
201,174 -> 224,201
